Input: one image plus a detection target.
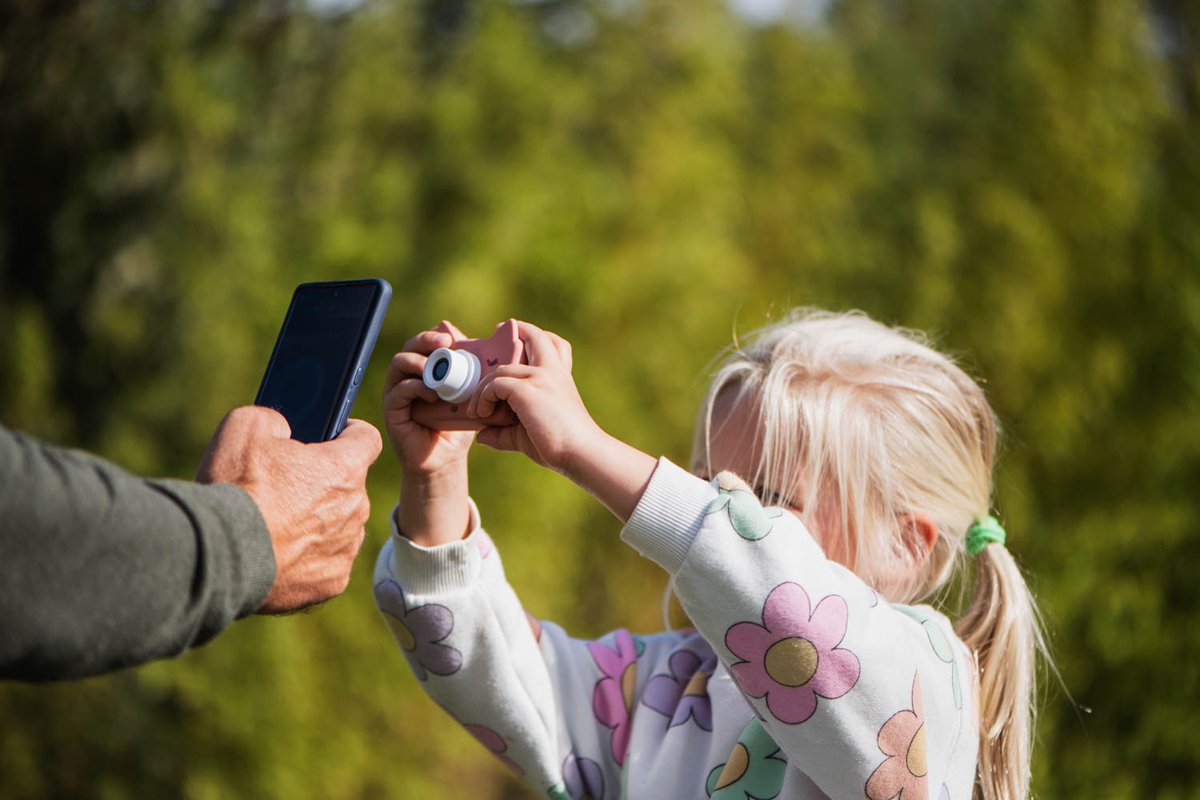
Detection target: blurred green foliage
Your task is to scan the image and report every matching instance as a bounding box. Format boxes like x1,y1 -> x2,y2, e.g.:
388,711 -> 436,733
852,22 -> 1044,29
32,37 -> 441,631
1,0 -> 1198,797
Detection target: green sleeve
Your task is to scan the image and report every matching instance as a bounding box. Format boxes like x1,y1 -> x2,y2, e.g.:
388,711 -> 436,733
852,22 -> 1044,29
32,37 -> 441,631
0,424 -> 277,681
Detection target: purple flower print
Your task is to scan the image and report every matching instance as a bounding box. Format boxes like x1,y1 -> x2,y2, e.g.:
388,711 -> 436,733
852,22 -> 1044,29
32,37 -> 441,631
588,629 -> 639,766
562,753 -> 606,799
463,723 -> 523,775
642,648 -> 718,731
725,582 -> 860,725
374,579 -> 463,681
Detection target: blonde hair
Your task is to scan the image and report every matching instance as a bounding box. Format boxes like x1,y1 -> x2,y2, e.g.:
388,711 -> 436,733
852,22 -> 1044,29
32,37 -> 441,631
692,309 -> 1047,800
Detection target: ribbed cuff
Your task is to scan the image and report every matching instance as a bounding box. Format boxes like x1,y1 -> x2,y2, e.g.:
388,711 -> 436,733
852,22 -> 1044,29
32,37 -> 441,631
384,499 -> 483,595
620,457 -> 717,575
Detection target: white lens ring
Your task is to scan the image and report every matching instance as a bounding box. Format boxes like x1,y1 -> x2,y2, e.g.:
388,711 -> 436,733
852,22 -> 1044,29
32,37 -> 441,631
423,348 -> 481,403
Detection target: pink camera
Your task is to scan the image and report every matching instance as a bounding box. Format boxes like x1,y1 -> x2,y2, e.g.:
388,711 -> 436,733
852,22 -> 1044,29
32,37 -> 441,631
410,320 -> 526,431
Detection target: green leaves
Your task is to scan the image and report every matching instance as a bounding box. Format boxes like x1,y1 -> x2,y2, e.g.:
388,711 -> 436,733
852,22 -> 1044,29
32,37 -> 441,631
1,1 -> 1197,797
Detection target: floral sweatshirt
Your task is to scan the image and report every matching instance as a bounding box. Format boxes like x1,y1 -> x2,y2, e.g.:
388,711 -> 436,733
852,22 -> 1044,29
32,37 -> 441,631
374,458 -> 979,800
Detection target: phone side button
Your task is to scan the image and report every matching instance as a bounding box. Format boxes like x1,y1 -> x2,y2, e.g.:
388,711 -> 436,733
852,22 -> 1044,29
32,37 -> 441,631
352,366 -> 363,386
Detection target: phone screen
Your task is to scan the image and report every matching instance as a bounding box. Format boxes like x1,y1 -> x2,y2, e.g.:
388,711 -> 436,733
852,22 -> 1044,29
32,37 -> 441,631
256,280 -> 390,443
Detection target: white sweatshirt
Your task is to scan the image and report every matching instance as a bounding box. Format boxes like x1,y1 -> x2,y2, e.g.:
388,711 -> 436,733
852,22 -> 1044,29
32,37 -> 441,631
374,458 -> 979,800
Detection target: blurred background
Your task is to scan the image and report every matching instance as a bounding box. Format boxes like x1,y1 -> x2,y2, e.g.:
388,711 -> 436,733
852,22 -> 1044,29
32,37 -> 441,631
1,0 -> 1197,797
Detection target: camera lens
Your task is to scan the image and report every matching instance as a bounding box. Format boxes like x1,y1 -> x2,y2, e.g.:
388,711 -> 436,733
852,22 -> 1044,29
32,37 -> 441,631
422,347 -> 481,403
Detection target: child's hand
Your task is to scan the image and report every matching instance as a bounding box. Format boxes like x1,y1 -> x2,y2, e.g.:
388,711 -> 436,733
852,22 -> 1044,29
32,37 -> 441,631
470,323 -> 602,473
472,321 -> 658,523
383,325 -> 476,479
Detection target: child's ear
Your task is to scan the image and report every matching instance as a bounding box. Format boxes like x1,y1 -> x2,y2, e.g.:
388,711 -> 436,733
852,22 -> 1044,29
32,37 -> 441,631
901,514 -> 939,565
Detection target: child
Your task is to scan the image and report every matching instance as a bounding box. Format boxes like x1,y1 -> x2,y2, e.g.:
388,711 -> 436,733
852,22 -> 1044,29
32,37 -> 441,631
375,310 -> 1044,800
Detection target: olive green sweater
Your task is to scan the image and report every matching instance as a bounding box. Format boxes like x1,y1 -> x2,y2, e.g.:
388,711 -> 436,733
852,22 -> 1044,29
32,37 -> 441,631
0,424 -> 276,681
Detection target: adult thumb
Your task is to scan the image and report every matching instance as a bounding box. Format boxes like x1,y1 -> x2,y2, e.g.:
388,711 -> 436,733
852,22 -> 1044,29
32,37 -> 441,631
327,419 -> 384,464
232,405 -> 293,440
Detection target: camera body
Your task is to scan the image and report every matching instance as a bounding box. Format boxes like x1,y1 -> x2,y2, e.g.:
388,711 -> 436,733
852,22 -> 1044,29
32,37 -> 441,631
410,319 -> 525,430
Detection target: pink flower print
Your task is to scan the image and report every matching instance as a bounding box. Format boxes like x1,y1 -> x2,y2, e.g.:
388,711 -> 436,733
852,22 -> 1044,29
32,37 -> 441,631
588,629 -> 639,766
642,648 -> 718,731
725,582 -> 860,725
463,723 -> 523,775
374,580 -> 463,681
865,673 -> 927,800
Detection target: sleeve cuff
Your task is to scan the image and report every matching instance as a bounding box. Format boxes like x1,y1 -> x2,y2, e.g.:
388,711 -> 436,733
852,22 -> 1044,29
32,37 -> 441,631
620,457 -> 717,575
149,480 -> 277,619
213,483 -> 278,616
382,499 -> 485,596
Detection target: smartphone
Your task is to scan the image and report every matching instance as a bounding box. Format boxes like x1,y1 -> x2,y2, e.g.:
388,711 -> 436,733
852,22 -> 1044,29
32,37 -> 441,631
255,279 -> 392,443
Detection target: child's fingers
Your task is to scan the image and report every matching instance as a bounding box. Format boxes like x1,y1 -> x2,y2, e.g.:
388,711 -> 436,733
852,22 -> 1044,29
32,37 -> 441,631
436,320 -> 468,341
385,351 -> 430,388
476,424 -> 521,453
546,331 -> 573,374
401,329 -> 455,357
384,377 -> 439,410
470,366 -> 535,418
515,322 -> 565,369
471,372 -> 513,419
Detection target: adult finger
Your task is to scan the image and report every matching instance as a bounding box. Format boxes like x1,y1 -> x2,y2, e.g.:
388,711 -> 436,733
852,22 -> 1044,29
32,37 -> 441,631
327,419 -> 384,464
236,404 -> 293,440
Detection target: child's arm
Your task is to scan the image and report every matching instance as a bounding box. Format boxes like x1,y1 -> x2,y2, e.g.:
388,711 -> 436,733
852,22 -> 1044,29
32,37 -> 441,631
379,325 -> 619,798
471,322 -> 657,523
472,322 -> 979,799
382,325 -> 475,546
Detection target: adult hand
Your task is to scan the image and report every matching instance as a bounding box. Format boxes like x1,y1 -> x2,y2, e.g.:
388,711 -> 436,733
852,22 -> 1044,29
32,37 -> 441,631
196,406 -> 383,614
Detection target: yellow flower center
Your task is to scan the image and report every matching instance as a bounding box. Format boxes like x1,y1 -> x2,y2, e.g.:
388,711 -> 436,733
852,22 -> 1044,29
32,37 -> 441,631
906,725 -> 928,778
764,637 -> 819,687
683,670 -> 710,697
395,621 -> 416,652
714,743 -> 750,790
621,662 -> 637,711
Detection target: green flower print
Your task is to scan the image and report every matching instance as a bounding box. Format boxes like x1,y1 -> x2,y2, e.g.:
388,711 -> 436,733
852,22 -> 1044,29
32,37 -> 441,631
705,474 -> 784,542
892,604 -> 962,710
705,719 -> 787,799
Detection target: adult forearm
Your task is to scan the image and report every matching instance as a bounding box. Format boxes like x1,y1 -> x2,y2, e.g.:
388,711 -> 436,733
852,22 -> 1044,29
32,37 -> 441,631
0,427 -> 275,681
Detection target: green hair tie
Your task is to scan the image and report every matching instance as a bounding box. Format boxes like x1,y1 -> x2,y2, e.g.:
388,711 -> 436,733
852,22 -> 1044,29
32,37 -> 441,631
966,515 -> 1006,556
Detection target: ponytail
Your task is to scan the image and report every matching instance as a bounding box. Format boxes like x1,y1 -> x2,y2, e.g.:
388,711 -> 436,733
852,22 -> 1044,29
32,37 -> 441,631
955,541 -> 1048,800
